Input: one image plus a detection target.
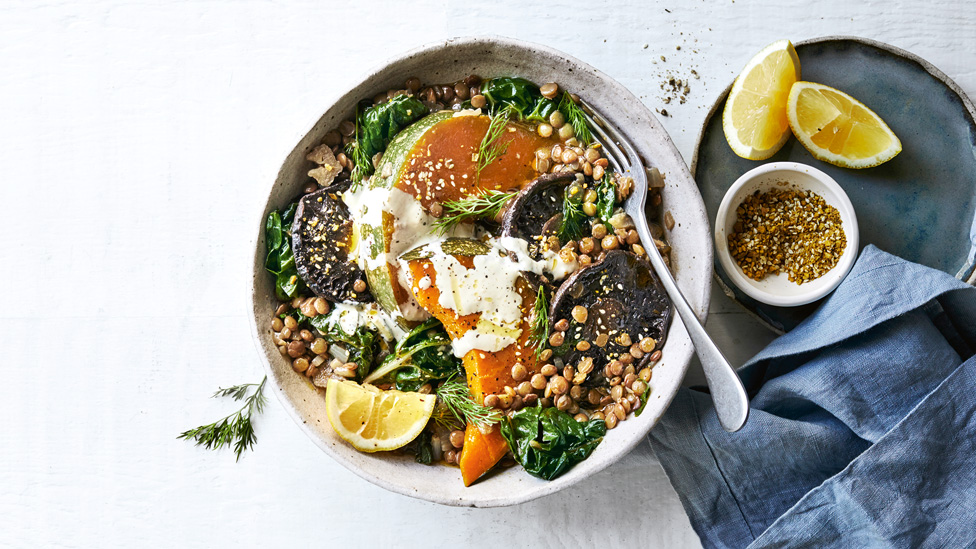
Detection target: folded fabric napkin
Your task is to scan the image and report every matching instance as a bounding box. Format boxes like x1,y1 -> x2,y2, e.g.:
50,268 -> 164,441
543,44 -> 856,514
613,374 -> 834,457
649,245 -> 976,548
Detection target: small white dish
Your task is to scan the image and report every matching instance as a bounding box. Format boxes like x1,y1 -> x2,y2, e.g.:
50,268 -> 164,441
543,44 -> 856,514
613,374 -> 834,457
714,162 -> 859,307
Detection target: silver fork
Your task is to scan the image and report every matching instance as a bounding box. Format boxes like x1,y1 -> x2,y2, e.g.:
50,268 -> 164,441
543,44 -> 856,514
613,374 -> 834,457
580,100 -> 750,432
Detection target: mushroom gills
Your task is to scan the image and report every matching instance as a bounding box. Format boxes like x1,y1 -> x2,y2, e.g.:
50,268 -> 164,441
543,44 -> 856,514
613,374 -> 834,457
548,250 -> 672,376
292,188 -> 372,303
501,172 -> 576,260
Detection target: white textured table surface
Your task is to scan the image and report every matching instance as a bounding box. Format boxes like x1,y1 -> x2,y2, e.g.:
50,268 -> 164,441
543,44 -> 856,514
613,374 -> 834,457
3,1 -> 975,547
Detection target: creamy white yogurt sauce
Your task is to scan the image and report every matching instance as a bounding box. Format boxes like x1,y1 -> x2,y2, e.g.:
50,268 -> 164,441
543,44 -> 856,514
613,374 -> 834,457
326,302 -> 407,342
343,184 -> 474,321
345,181 -> 575,353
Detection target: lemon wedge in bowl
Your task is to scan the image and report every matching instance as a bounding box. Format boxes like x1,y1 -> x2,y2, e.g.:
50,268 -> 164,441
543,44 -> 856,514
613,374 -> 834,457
723,39 -> 801,160
325,378 -> 436,452
787,81 -> 902,169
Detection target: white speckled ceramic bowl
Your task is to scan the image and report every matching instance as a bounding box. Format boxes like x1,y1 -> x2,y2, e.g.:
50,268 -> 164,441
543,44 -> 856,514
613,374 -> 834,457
714,162 -> 859,307
248,36 -> 712,507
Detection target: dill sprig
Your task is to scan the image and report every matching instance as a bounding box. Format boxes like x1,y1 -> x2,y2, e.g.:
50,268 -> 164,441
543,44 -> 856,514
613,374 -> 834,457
528,285 -> 550,356
178,376 -> 268,461
434,375 -> 501,429
558,92 -> 593,145
475,105 -> 516,179
557,186 -> 587,243
432,189 -> 518,235
348,103 -> 372,188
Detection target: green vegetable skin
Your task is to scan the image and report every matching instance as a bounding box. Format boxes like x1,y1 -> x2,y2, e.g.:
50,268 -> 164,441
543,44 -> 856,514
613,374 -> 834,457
355,110 -> 454,316
265,201 -> 304,300
347,95 -> 430,183
501,406 -> 607,481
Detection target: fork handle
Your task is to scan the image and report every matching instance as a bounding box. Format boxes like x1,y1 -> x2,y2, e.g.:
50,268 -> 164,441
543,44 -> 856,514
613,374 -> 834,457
633,218 -> 750,432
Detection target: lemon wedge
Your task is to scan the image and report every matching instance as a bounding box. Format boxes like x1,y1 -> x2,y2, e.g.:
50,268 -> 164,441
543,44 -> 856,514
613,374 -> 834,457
723,39 -> 801,160
787,81 -> 901,168
325,378 -> 436,452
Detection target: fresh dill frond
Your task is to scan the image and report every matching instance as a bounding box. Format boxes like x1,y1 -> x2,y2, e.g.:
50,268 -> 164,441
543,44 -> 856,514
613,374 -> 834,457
528,285 -> 551,356
475,105 -> 516,179
435,375 -> 502,428
558,92 -> 593,145
348,103 -> 372,188
432,189 -> 518,235
431,405 -> 465,431
178,376 -> 268,461
557,188 -> 587,243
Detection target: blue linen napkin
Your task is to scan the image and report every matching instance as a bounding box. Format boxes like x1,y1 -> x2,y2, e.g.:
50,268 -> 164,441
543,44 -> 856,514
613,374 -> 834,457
648,245 -> 976,548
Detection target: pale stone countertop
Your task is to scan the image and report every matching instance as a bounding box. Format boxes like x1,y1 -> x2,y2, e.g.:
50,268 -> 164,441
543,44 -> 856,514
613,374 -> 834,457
2,1 -> 974,547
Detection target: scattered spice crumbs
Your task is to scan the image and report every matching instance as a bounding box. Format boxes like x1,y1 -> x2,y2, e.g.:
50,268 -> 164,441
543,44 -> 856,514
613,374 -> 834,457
728,188 -> 846,284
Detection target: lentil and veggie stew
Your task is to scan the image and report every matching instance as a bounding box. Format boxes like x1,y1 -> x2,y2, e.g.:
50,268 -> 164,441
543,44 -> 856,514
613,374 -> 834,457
264,75 -> 674,485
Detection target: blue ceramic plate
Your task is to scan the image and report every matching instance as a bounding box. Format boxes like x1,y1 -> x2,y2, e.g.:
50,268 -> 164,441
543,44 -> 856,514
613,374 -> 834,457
693,36 -> 976,332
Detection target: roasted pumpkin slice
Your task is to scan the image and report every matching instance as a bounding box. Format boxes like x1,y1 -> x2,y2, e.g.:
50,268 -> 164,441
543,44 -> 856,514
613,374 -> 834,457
348,111 -> 557,320
458,424 -> 510,487
405,254 -> 540,485
405,255 -> 539,402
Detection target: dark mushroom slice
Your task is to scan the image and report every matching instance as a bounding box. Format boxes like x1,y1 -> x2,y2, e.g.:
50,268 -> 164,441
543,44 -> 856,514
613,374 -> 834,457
320,177 -> 351,193
548,250 -> 672,375
501,172 -> 576,259
539,213 -> 563,247
292,188 -> 372,302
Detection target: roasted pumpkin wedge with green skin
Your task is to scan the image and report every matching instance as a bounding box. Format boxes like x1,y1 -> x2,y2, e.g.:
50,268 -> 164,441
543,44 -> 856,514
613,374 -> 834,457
348,110 -> 558,320
350,111 -> 453,317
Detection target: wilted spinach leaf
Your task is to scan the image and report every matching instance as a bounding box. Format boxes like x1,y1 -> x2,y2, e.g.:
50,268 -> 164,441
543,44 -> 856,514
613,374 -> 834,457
347,94 -> 429,182
481,77 -> 557,122
500,406 -> 606,481
265,201 -> 304,300
557,183 -> 587,243
361,318 -> 460,390
595,173 -> 617,230
308,314 -> 379,381
403,429 -> 434,465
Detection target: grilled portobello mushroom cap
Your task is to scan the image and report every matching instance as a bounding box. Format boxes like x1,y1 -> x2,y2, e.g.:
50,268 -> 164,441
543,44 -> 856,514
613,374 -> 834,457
501,172 -> 576,259
549,249 -> 672,372
292,188 -> 372,302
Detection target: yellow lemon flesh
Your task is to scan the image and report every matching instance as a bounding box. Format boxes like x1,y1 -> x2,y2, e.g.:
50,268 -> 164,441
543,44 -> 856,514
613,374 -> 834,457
787,81 -> 902,169
723,39 -> 801,160
325,378 -> 436,452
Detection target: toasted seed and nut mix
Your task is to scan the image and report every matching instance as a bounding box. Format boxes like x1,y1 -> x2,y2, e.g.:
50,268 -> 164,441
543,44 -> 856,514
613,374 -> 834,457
728,188 -> 846,283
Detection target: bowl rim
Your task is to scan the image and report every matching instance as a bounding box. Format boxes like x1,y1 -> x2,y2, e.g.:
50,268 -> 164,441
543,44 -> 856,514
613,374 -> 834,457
713,161 -> 859,307
246,34 -> 712,507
